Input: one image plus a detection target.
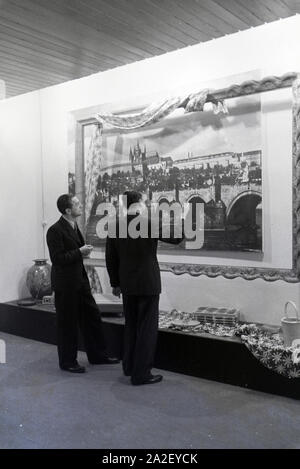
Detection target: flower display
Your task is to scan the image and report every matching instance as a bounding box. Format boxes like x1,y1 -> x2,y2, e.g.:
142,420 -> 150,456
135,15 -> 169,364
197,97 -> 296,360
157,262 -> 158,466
159,310 -> 300,379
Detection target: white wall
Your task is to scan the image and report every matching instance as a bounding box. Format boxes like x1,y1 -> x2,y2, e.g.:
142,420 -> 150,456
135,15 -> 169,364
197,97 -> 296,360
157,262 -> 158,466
1,16 -> 300,323
0,91 -> 44,301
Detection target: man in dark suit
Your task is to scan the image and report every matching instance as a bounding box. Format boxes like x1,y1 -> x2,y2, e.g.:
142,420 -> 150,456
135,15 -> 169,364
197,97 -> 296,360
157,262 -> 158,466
105,191 -> 183,385
46,194 -> 119,373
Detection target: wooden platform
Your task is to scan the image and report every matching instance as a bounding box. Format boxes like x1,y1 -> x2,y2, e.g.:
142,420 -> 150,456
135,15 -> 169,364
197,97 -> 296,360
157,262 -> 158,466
0,300 -> 300,399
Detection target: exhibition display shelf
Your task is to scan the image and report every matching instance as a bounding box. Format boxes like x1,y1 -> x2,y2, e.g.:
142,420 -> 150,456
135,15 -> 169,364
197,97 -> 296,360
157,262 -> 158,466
0,300 -> 300,399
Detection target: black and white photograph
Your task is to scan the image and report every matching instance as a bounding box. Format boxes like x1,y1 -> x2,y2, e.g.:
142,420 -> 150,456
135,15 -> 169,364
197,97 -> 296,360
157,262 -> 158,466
74,86 -> 262,252
1,0 -> 300,456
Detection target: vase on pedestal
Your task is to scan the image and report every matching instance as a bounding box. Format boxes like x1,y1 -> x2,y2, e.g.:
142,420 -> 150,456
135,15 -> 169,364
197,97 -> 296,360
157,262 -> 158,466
26,259 -> 52,300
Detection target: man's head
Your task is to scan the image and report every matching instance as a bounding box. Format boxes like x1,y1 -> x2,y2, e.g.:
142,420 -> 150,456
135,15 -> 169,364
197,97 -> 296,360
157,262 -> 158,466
122,191 -> 143,210
57,194 -> 82,219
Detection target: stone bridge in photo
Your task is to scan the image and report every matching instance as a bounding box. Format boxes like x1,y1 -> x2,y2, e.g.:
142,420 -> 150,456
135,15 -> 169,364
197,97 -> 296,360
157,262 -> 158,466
151,182 -> 262,216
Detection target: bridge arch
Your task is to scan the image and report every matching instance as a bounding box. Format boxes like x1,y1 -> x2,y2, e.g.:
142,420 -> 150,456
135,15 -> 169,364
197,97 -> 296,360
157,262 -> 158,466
185,195 -> 206,228
157,196 -> 171,205
187,195 -> 206,205
186,192 -> 211,204
225,190 -> 262,250
226,190 -> 262,219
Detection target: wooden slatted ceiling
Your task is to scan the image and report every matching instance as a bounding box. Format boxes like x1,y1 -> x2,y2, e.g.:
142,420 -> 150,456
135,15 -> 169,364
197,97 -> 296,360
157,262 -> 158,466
0,0 -> 299,98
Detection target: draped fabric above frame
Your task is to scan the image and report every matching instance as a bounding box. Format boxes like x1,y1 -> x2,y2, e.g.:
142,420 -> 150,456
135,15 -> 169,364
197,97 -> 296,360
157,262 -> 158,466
84,89 -> 228,224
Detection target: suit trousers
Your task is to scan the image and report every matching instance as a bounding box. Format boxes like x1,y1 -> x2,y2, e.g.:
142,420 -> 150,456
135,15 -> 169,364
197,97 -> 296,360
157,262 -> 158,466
54,281 -> 107,367
122,294 -> 159,382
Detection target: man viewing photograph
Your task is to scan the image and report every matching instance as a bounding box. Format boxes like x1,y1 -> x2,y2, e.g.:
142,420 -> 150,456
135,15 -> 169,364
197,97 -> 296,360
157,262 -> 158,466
105,190 -> 184,385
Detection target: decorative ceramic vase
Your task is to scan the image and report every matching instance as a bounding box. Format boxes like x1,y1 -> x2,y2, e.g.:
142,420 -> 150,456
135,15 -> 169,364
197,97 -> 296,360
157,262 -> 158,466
26,259 -> 52,300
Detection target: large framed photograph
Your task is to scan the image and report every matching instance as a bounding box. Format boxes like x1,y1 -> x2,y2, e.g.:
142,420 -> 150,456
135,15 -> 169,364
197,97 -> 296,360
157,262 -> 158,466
68,71 -> 300,282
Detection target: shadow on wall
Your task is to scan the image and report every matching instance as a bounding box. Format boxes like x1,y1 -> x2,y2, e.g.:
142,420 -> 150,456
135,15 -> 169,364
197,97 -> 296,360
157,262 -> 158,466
18,267 -> 30,300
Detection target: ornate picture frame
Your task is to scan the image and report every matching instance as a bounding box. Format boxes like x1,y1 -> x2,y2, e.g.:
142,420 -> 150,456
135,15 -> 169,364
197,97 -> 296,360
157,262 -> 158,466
70,72 -> 300,283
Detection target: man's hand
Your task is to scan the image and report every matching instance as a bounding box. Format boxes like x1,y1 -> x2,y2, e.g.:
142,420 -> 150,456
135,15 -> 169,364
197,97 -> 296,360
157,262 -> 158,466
112,286 -> 121,297
80,244 -> 93,257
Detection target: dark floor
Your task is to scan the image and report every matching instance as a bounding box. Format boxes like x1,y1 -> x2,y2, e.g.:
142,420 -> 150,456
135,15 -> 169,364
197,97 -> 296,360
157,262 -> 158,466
0,332 -> 300,449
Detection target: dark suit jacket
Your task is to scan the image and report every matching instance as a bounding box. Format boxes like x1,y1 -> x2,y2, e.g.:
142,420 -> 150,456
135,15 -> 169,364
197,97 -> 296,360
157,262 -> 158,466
105,215 -> 183,296
46,217 -> 87,291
